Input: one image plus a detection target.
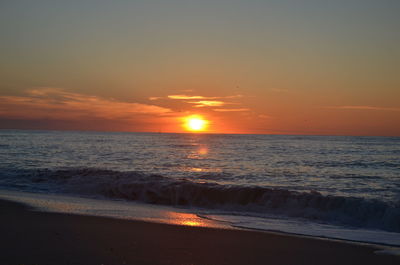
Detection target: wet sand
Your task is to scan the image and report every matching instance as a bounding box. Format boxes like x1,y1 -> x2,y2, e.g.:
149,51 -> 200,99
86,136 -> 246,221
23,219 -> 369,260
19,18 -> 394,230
0,199 -> 398,265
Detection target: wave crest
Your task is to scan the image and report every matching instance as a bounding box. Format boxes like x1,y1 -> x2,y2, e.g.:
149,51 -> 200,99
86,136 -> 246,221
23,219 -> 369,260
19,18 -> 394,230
8,168 -> 400,232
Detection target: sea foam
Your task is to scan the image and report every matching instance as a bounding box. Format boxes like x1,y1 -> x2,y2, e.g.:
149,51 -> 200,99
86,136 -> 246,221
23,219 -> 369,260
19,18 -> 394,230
5,167 -> 399,233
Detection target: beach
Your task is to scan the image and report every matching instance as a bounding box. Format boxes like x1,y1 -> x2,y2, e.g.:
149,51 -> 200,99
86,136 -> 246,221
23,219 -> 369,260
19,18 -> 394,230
1,199 -> 398,265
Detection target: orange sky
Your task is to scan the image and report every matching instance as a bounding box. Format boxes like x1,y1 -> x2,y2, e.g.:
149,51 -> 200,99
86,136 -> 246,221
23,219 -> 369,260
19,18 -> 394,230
0,1 -> 399,136
1,87 -> 399,136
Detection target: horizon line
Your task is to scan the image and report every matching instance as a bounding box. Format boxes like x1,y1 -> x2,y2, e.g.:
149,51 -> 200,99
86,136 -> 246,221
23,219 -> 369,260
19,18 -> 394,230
0,128 -> 398,138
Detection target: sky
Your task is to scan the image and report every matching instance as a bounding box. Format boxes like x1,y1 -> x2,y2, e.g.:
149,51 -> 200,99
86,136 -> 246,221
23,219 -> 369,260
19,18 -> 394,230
1,0 -> 399,136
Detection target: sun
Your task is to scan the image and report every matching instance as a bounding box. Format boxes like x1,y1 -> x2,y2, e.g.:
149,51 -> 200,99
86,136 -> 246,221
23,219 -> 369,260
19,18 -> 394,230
188,118 -> 205,130
183,115 -> 208,132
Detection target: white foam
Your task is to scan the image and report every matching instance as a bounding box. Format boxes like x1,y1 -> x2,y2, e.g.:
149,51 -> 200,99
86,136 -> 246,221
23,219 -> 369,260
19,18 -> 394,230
0,189 -> 229,229
204,214 -> 400,247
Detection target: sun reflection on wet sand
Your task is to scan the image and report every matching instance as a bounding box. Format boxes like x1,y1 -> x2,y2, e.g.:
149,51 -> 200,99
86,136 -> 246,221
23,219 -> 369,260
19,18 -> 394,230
165,212 -> 210,227
181,220 -> 202,226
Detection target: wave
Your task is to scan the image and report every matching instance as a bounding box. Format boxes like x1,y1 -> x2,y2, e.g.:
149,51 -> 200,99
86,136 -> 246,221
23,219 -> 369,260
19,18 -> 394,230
2,167 -> 400,232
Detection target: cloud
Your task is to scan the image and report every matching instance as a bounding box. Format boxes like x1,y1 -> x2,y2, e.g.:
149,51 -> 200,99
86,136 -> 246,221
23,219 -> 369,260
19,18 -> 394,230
148,97 -> 161,101
327,105 -> 400,112
213,108 -> 250,112
167,94 -> 246,108
167,94 -> 243,100
190,100 -> 226,107
167,95 -> 217,100
225,94 -> 243,98
165,93 -> 252,112
0,88 -> 172,121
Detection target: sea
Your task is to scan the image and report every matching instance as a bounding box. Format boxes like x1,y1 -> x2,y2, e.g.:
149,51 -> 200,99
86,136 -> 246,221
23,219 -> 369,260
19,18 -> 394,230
0,130 -> 399,247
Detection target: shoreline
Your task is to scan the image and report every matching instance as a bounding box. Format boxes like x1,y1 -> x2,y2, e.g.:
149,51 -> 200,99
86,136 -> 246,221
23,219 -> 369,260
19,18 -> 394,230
1,189 -> 400,248
1,198 -> 399,265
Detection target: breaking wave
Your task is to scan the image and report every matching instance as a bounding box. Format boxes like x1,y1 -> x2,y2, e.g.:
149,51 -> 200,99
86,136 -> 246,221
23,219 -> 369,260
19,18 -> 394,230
3,167 -> 400,232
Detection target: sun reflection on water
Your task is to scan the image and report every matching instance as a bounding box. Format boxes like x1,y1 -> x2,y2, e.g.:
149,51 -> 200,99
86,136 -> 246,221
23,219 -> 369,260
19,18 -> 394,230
187,146 -> 209,160
198,147 -> 208,155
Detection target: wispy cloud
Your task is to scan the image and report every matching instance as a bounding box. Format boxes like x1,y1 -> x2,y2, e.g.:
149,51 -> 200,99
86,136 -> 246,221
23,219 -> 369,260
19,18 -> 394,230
0,88 -> 172,120
225,94 -> 243,98
167,94 -> 246,108
190,100 -> 226,107
327,105 -> 400,112
213,108 -> 250,112
167,94 -> 242,100
163,93 -> 253,113
168,95 -> 217,100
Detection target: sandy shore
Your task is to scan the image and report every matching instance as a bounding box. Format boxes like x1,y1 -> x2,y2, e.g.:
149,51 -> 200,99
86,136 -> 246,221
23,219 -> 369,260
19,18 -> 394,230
1,199 -> 398,265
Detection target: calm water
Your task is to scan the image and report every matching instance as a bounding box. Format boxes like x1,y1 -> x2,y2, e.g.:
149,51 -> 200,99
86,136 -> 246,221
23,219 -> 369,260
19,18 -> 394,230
0,130 -> 399,234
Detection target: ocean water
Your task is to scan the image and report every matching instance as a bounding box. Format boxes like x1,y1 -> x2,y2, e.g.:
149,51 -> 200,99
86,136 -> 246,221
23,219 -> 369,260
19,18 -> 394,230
1,130 -> 399,245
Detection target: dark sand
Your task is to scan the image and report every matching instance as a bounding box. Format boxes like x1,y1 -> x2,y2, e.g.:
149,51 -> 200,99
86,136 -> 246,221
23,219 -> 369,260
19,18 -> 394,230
0,199 -> 398,265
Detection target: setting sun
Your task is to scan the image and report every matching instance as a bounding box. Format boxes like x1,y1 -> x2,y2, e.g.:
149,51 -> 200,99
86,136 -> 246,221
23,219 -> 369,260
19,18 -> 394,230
183,115 -> 208,132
